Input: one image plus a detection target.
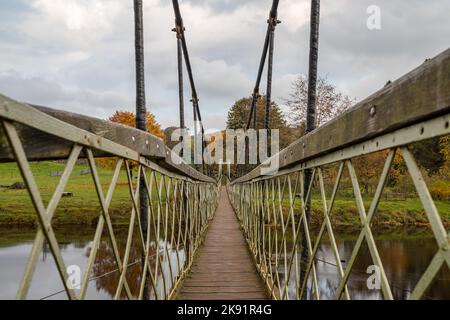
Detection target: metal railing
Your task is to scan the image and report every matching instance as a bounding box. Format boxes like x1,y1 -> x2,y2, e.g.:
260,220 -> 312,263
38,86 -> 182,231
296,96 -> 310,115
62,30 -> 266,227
228,49 -> 450,300
0,95 -> 220,300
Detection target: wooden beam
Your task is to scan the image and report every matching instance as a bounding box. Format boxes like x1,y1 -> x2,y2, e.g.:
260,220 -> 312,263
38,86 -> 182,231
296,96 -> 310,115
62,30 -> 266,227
0,96 -> 214,183
235,48 -> 450,183
34,105 -> 167,159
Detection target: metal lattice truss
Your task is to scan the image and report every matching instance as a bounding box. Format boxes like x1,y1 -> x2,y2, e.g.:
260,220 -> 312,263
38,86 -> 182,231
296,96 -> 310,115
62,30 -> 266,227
0,99 -> 219,300
228,112 -> 450,300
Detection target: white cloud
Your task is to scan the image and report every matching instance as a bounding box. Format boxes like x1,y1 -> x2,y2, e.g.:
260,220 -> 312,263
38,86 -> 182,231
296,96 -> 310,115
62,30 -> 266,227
0,0 -> 449,131
0,69 -> 131,118
278,0 -> 310,32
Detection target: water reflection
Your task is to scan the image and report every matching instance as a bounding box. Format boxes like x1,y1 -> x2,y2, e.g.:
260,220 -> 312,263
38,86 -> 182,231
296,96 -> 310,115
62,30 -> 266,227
0,227 -> 184,300
273,231 -> 450,300
1,227 -> 449,300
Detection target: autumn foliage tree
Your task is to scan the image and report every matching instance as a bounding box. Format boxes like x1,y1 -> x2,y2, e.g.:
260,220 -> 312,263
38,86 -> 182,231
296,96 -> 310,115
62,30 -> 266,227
429,136 -> 450,200
97,111 -> 164,169
109,111 -> 164,139
439,136 -> 450,178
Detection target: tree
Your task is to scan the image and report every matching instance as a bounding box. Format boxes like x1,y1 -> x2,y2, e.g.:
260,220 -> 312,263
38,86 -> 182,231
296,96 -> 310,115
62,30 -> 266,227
438,135 -> 450,178
96,111 -> 164,169
227,96 -> 286,130
352,151 -> 390,196
411,138 -> 445,176
225,96 -> 293,178
286,76 -> 354,128
109,110 -> 164,139
226,96 -> 293,147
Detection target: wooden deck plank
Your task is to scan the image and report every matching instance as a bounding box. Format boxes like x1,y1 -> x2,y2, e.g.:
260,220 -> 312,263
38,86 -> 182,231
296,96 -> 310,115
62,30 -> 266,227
181,293 -> 267,300
183,281 -> 262,287
178,189 -> 269,300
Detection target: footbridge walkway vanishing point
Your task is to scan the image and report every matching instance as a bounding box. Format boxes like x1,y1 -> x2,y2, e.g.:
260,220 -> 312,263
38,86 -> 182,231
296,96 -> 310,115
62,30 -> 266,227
0,0 -> 449,301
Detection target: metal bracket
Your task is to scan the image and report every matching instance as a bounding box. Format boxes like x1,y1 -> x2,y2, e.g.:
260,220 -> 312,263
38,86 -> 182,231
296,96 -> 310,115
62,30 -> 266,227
172,25 -> 185,39
267,17 -> 281,30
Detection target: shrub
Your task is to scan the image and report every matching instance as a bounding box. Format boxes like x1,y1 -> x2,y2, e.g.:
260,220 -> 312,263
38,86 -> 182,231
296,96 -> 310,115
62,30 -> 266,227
429,180 -> 450,201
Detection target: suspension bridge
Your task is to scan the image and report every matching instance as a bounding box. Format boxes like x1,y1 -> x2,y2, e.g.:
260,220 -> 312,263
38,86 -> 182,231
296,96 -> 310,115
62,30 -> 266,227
0,0 -> 449,300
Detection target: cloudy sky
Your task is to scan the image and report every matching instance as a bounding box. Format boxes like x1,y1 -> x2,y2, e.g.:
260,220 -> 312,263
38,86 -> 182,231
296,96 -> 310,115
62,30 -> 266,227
0,0 -> 449,132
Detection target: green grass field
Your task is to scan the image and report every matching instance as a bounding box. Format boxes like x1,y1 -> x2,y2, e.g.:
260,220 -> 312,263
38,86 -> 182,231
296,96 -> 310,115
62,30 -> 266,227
0,161 -> 167,226
0,161 -> 449,229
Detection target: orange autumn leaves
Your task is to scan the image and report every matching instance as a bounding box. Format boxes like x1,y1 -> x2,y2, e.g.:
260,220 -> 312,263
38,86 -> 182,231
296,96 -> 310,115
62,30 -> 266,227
96,111 -> 164,169
109,111 -> 164,139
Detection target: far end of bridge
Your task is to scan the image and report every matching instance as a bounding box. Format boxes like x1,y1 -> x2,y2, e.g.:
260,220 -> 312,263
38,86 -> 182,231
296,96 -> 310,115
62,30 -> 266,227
177,189 -> 269,300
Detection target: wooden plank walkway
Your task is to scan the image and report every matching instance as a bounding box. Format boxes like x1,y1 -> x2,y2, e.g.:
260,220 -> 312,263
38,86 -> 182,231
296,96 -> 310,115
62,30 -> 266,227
178,189 -> 268,300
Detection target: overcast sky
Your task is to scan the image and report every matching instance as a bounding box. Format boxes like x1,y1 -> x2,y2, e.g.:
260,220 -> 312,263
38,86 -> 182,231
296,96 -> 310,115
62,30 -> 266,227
0,0 -> 449,132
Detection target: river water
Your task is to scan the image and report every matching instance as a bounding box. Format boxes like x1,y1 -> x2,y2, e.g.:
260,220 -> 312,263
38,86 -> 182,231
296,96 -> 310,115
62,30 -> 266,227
0,227 -> 448,300
279,230 -> 450,300
0,226 -> 184,300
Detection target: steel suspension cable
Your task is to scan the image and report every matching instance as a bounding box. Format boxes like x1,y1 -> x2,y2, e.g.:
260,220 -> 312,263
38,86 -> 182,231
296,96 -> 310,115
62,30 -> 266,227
306,0 -> 320,135
172,0 -> 209,175
176,35 -> 185,130
304,0 -> 320,229
300,0 -> 321,295
246,0 -> 280,131
246,29 -> 270,130
264,15 -> 278,130
240,0 -> 280,179
133,0 -> 150,300
134,0 -> 147,134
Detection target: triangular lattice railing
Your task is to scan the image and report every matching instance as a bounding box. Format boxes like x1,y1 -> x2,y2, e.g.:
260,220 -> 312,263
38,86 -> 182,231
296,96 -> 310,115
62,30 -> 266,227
0,100 -> 219,300
229,116 -> 450,300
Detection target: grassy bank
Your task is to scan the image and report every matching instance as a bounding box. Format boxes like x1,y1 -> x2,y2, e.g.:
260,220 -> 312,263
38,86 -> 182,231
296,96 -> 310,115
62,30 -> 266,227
282,196 -> 450,232
0,161 -> 166,226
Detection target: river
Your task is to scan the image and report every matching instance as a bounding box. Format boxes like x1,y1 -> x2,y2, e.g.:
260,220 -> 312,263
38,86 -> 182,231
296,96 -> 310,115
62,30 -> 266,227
275,228 -> 450,300
0,227 -> 448,300
0,226 -> 184,300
